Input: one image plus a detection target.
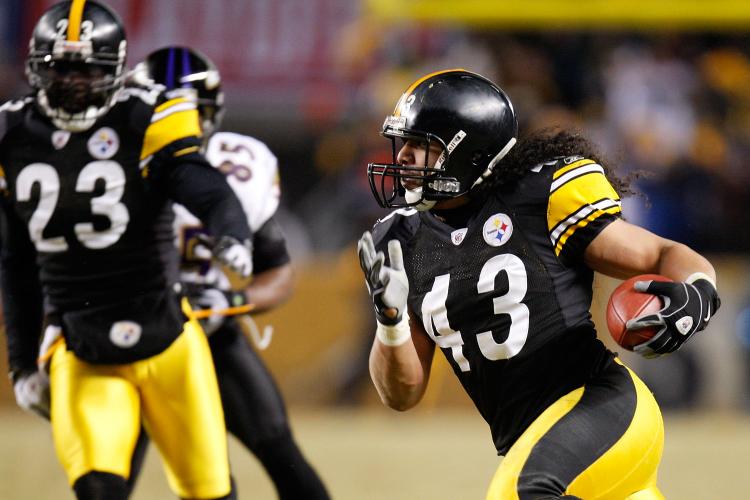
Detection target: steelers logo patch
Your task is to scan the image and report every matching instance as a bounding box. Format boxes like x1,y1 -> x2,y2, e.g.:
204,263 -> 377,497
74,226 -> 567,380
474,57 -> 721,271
109,320 -> 142,348
88,127 -> 120,159
482,213 -> 513,247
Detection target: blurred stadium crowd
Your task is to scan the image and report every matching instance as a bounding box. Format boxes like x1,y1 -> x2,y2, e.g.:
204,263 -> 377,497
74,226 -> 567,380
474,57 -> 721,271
305,28 -> 750,256
1,3 -> 748,256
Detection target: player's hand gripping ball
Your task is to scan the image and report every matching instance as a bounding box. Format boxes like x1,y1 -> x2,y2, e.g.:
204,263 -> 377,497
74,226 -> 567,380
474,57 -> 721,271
606,274 -> 672,351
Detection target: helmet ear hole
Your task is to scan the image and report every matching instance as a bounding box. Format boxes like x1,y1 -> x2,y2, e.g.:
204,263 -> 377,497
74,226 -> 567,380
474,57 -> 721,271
470,150 -> 485,166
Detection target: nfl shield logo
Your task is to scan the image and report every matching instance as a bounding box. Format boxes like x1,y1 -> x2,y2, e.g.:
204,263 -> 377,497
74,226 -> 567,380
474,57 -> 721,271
52,130 -> 70,150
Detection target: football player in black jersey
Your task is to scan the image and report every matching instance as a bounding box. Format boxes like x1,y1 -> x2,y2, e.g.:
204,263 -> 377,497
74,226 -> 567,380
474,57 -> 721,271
0,2 -> 253,499
121,46 -> 330,500
358,69 -> 721,500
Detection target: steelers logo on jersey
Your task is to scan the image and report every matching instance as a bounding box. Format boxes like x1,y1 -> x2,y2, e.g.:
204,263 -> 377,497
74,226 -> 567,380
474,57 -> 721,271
109,320 -> 142,348
87,127 -> 120,159
483,213 -> 513,247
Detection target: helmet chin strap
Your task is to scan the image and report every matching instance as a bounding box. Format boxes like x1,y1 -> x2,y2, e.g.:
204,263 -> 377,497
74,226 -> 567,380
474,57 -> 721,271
37,89 -> 117,132
405,187 -> 436,211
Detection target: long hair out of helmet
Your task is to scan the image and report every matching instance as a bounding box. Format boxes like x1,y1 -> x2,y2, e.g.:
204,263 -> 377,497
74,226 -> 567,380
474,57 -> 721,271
136,46 -> 225,142
367,69 -> 518,210
26,0 -> 127,132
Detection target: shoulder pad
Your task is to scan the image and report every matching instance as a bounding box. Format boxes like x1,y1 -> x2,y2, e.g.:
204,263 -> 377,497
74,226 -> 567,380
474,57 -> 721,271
0,97 -> 34,144
371,208 -> 419,251
209,132 -> 278,164
140,94 -> 201,161
117,85 -> 162,107
207,132 -> 281,231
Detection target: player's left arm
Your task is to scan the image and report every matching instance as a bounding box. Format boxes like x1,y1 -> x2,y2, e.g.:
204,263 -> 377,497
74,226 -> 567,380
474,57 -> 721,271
548,157 -> 719,357
584,219 -> 716,283
143,96 -> 253,280
584,220 -> 720,357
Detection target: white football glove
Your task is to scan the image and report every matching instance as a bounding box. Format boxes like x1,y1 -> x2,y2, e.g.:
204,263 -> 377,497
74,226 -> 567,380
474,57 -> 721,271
358,231 -> 409,326
13,370 -> 50,420
213,236 -> 253,288
190,287 -> 247,335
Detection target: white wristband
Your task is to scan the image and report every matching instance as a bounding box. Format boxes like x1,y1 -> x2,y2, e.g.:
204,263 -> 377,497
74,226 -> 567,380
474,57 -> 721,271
685,272 -> 717,289
376,310 -> 412,347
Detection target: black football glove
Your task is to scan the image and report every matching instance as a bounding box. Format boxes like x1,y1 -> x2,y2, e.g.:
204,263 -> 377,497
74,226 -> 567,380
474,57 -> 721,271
357,231 -> 409,326
627,276 -> 720,359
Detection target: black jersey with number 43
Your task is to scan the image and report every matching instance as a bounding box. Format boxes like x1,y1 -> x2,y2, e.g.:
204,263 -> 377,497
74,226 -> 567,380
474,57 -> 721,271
371,157 -> 623,454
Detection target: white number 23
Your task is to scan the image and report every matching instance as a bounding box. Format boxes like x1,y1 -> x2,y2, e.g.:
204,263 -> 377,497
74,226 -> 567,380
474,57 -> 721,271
15,161 -> 130,252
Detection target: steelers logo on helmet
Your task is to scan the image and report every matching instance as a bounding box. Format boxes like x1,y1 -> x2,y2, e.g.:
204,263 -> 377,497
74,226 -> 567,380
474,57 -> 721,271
367,69 -> 518,210
483,213 -> 513,247
25,0 -> 128,132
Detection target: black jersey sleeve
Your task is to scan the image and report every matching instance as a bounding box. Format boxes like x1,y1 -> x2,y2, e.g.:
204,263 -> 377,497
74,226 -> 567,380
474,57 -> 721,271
140,94 -> 252,244
252,216 -> 290,274
161,154 -> 252,244
0,199 -> 44,376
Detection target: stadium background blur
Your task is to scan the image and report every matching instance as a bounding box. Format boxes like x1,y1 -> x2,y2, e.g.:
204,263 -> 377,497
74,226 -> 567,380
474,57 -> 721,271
2,1 -> 750,498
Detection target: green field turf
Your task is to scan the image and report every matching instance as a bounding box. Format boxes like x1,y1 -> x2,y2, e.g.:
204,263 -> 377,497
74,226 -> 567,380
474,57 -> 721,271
1,407 -> 748,499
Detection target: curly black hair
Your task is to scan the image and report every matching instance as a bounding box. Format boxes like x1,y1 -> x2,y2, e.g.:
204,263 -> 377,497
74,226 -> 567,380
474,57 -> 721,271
472,129 -> 635,199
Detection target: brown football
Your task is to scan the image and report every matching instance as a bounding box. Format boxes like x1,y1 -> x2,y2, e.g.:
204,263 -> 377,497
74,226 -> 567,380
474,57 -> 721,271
606,274 -> 672,351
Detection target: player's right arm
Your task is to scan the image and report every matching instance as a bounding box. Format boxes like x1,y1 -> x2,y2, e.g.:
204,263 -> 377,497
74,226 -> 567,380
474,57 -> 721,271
358,230 -> 435,410
0,197 -> 44,380
368,309 -> 435,411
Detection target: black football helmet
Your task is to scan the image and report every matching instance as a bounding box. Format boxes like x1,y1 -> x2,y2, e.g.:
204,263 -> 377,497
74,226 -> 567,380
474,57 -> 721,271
135,46 -> 224,141
368,69 -> 518,210
26,0 -> 127,132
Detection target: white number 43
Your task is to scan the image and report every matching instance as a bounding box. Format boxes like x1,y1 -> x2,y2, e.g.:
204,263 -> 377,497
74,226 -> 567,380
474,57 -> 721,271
421,254 -> 530,372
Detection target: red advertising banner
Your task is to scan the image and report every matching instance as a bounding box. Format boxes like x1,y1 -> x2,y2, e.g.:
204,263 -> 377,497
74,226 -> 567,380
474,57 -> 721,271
24,0 -> 360,90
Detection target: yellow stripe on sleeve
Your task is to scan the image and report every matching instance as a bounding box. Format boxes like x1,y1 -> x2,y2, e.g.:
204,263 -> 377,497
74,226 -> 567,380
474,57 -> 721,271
551,158 -> 596,180
154,96 -> 189,114
547,167 -> 621,255
553,204 -> 621,256
140,99 -> 201,160
173,146 -> 200,158
67,0 -> 87,41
